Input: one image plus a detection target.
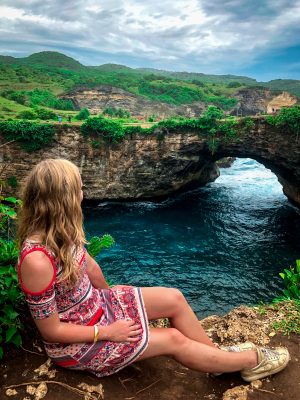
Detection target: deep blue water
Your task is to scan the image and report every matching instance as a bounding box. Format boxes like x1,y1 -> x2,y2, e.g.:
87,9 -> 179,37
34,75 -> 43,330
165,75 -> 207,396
83,159 -> 300,317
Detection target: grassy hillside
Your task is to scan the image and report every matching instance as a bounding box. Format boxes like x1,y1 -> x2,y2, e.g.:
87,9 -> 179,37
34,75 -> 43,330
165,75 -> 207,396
0,51 -> 299,119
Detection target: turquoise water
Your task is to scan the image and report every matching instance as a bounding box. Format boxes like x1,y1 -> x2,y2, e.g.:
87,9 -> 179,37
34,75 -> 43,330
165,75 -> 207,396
83,159 -> 300,317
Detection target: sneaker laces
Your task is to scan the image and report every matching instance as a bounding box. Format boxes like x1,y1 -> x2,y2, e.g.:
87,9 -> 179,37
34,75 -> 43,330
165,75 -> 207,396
260,348 -> 278,361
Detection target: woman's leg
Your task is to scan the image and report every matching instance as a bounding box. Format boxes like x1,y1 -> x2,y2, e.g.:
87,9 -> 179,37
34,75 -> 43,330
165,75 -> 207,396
137,327 -> 257,373
141,287 -> 215,347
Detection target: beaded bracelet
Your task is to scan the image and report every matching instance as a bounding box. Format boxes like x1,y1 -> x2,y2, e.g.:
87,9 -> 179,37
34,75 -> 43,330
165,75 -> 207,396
93,325 -> 99,343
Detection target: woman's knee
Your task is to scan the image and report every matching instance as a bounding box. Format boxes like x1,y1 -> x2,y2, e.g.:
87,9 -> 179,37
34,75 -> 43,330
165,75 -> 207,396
169,288 -> 186,310
167,328 -> 189,348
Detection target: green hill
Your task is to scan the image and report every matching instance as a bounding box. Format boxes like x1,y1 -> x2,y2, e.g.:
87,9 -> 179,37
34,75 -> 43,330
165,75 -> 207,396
0,51 -> 83,70
136,68 -> 257,85
0,51 -> 299,119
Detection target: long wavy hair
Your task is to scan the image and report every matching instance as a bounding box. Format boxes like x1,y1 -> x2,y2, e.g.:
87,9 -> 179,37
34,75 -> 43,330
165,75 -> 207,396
17,159 -> 86,284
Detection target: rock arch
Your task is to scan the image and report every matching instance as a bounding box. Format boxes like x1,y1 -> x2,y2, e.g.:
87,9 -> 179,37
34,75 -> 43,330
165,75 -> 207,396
1,117 -> 300,206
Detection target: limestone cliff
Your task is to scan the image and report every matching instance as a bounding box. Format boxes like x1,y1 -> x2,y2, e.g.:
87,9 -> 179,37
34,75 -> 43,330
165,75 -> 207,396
1,117 -> 300,206
230,88 -> 297,116
62,85 -> 206,118
62,85 -> 298,119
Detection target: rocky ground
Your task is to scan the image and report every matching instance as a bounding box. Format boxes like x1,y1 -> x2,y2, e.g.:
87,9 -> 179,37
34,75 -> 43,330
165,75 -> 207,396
1,302 -> 299,400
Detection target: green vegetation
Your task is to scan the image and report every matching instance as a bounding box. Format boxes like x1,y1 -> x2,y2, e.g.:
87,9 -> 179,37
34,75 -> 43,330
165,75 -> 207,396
103,107 -> 131,118
0,51 -> 299,123
1,89 -> 74,110
275,260 -> 300,301
267,259 -> 300,336
86,234 -> 115,258
75,108 -> 90,120
0,120 -> 55,151
272,300 -> 300,336
81,106 -> 238,152
0,194 -> 23,359
267,105 -> 300,139
81,116 -> 126,143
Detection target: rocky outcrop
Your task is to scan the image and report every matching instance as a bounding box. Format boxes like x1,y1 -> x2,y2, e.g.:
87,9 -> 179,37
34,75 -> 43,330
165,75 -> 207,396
1,117 -> 300,206
266,91 -> 297,113
229,88 -> 298,116
62,85 -> 206,118
63,85 -> 298,119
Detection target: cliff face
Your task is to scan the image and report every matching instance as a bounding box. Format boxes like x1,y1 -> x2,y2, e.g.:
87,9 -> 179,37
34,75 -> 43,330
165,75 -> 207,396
63,85 -> 298,119
1,118 -> 300,206
62,85 -> 206,118
229,89 -> 297,116
0,126 -> 219,200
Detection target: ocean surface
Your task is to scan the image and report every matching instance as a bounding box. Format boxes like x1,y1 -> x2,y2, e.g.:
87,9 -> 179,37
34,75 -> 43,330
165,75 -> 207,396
83,158 -> 300,317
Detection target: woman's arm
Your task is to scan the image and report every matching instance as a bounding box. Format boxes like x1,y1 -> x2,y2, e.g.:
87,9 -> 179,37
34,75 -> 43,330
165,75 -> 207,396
34,312 -> 142,344
85,252 -> 110,289
20,253 -> 141,343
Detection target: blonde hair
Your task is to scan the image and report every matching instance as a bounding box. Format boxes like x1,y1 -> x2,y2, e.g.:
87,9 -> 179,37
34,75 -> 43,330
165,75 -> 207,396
18,159 -> 86,284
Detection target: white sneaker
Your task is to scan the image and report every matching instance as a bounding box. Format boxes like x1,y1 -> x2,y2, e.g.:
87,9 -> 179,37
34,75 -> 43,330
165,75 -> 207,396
241,347 -> 290,382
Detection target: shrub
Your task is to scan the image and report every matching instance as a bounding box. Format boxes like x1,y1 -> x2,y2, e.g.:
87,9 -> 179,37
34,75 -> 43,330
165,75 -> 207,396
227,81 -> 242,88
17,110 -> 37,120
75,108 -> 90,120
267,105 -> 300,138
34,108 -> 57,120
102,107 -> 131,118
81,116 -> 125,143
242,117 -> 255,131
0,120 -> 55,152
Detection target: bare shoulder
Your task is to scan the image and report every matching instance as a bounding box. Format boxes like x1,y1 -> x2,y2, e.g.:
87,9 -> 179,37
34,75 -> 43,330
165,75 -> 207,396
20,250 -> 56,293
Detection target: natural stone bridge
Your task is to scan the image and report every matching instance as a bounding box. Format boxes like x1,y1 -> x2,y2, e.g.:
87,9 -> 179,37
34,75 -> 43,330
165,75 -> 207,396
1,117 -> 300,206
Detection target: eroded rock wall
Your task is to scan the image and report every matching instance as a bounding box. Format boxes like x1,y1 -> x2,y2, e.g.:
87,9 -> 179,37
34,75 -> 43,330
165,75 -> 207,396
0,126 -> 218,200
62,85 -> 206,118
1,118 -> 300,206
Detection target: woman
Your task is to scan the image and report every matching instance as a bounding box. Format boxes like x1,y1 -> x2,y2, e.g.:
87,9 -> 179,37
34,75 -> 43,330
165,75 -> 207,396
17,159 -> 289,381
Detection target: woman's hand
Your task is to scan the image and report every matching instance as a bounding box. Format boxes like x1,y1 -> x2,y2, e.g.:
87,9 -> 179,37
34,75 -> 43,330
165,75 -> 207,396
104,319 -> 142,342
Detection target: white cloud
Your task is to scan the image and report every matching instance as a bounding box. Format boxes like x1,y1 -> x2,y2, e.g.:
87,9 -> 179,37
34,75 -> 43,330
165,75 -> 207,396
0,0 -> 299,78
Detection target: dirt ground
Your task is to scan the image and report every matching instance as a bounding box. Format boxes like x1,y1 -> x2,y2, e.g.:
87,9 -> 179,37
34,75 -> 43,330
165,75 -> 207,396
1,304 -> 299,400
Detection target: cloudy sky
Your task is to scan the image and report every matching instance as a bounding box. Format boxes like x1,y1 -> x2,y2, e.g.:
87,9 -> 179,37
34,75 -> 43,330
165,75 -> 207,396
0,0 -> 299,81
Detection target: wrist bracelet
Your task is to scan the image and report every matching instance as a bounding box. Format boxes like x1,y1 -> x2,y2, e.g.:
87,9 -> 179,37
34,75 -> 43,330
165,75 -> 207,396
93,325 -> 99,343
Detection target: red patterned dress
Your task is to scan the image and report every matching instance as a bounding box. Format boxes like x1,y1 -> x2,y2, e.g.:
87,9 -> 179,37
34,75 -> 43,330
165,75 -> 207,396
18,239 -> 149,377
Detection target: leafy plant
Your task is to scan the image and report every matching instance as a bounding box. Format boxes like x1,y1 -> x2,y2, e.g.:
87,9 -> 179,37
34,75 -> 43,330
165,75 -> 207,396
0,196 -> 21,240
0,261 -> 23,359
275,260 -> 300,300
0,193 -> 23,359
86,234 -> 115,258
